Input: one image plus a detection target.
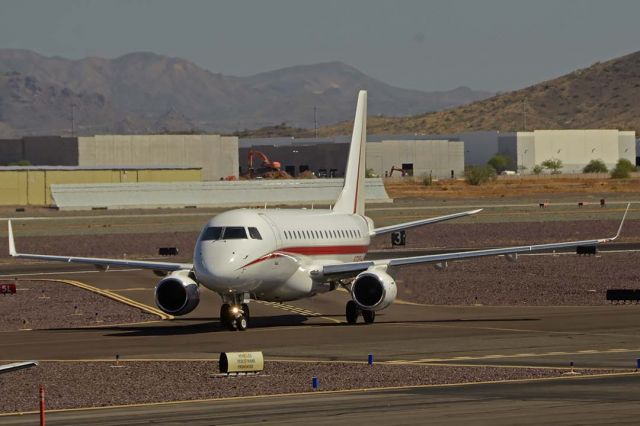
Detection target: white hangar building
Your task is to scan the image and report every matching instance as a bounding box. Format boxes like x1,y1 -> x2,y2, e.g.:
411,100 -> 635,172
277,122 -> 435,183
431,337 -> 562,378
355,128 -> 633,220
499,130 -> 636,173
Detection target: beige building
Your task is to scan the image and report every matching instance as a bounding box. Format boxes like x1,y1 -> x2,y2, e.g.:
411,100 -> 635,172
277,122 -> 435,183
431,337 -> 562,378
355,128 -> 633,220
78,134 -> 238,181
499,130 -> 636,173
367,139 -> 465,179
0,166 -> 202,206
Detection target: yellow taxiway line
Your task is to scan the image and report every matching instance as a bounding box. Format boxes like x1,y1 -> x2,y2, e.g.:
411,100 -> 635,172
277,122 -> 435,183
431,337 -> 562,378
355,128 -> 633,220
254,300 -> 342,324
52,279 -> 173,320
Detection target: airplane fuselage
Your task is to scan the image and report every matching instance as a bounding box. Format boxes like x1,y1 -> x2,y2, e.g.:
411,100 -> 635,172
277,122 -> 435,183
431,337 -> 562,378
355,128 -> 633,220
193,208 -> 373,301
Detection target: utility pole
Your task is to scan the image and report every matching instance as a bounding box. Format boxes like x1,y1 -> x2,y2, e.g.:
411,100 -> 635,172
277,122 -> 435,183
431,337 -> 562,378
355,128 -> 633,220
313,105 -> 318,139
522,98 -> 527,131
70,103 -> 76,137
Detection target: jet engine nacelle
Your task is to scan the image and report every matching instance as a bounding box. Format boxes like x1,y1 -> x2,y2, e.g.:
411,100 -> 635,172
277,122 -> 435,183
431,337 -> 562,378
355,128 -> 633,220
351,269 -> 397,311
154,271 -> 200,316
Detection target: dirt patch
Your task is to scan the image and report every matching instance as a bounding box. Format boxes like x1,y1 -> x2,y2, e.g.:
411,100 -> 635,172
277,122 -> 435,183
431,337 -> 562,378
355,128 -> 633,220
385,176 -> 640,199
0,280 -> 157,331
0,360 -> 616,413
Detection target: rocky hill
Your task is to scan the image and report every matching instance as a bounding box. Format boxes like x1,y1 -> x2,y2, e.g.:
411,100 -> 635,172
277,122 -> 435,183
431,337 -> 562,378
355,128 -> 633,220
0,49 -> 490,137
319,51 -> 640,136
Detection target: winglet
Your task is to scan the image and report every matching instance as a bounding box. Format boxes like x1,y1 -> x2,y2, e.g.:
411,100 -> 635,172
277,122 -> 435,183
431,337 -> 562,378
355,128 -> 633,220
612,203 -> 631,241
8,220 -> 16,256
601,203 -> 630,243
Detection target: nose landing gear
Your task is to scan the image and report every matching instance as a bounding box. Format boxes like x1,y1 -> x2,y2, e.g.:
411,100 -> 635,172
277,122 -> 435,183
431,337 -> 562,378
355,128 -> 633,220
219,295 -> 252,331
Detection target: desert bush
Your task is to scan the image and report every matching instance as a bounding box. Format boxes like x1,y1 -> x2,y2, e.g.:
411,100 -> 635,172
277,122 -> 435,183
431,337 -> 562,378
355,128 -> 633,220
610,158 -> 636,179
365,168 -> 377,178
465,165 -> 496,186
532,164 -> 544,175
583,159 -> 608,173
541,158 -> 563,174
487,154 -> 512,173
422,172 -> 433,186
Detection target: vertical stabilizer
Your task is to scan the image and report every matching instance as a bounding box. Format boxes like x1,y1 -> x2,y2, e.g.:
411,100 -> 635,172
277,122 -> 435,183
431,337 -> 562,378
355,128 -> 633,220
333,90 -> 367,215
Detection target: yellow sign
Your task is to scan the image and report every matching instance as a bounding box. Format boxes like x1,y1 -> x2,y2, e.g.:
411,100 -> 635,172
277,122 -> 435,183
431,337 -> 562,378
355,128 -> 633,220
219,352 -> 264,373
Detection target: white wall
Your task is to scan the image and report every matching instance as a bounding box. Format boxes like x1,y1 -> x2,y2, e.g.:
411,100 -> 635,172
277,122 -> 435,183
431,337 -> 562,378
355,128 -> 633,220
512,130 -> 636,173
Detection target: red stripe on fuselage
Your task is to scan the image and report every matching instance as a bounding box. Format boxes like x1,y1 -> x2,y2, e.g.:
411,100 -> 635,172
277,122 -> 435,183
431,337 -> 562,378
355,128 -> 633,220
280,245 -> 368,255
237,245 -> 369,269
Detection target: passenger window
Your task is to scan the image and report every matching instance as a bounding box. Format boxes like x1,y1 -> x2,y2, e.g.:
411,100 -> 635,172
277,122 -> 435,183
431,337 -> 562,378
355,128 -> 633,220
202,227 -> 223,241
248,227 -> 262,240
223,227 -> 247,239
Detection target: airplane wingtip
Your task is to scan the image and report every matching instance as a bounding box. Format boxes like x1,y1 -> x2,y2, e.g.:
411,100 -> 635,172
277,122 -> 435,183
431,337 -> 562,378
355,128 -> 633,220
7,220 -> 16,256
611,202 -> 631,241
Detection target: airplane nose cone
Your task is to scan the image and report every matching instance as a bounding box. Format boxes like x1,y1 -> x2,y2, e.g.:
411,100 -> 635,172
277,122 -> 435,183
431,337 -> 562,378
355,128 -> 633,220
195,241 -> 248,284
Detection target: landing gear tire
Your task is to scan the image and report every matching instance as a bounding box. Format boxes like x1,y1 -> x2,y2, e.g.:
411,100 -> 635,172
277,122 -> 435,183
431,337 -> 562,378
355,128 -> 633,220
220,303 -> 232,328
235,314 -> 248,331
362,309 -> 375,324
346,300 -> 360,324
241,303 -> 250,321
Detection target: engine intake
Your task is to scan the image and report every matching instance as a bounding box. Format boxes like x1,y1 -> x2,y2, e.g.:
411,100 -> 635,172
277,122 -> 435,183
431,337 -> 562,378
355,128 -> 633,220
154,271 -> 200,316
351,270 -> 397,311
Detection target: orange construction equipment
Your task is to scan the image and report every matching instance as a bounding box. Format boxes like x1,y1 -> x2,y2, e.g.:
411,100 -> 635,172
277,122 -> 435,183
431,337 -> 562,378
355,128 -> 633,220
388,165 -> 408,177
246,150 -> 290,179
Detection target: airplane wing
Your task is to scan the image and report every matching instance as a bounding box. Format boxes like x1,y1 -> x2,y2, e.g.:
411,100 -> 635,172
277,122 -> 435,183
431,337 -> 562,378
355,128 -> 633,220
371,209 -> 482,235
7,220 -> 192,272
323,204 -> 630,278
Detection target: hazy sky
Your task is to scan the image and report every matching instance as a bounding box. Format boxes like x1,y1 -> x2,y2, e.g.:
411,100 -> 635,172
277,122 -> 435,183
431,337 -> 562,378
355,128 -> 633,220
2,0 -> 639,92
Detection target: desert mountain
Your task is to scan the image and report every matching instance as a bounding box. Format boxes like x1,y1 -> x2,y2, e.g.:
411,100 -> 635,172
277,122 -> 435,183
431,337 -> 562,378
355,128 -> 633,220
319,50 -> 640,136
0,49 -> 491,137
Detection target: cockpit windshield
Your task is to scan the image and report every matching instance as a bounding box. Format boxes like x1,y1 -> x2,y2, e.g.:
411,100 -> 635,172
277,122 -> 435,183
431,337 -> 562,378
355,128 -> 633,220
201,226 -> 261,241
201,227 -> 223,241
223,227 -> 247,239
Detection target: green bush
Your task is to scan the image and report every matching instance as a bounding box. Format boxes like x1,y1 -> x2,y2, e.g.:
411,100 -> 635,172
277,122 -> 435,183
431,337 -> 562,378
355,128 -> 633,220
8,160 -> 31,166
487,154 -> 512,173
610,158 -> 636,179
465,165 -> 496,186
365,168 -> 377,178
422,172 -> 433,186
541,158 -> 563,174
532,164 -> 544,175
583,159 -> 608,173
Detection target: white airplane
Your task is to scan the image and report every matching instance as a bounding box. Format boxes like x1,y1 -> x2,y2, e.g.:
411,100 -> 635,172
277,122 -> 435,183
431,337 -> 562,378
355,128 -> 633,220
7,91 -> 629,331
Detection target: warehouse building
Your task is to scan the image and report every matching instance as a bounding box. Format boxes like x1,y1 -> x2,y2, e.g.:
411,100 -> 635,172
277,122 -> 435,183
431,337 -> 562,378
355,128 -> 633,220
240,137 -> 464,179
498,130 -> 636,173
0,134 -> 238,181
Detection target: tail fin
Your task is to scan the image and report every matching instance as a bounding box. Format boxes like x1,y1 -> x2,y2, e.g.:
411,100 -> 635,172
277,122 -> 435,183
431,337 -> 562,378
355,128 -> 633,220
333,90 -> 367,215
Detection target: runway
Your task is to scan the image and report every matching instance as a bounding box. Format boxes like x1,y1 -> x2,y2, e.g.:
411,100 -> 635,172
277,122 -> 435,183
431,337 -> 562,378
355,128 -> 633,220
1,265 -> 640,423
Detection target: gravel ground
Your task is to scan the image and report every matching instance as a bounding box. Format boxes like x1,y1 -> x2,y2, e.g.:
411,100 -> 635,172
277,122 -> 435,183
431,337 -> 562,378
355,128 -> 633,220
396,252 -> 640,306
0,360 -> 616,414
0,280 -> 157,331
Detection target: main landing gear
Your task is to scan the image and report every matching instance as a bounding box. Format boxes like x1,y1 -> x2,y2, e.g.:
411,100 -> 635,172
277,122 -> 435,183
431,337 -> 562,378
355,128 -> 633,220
345,300 -> 375,325
220,302 -> 250,331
